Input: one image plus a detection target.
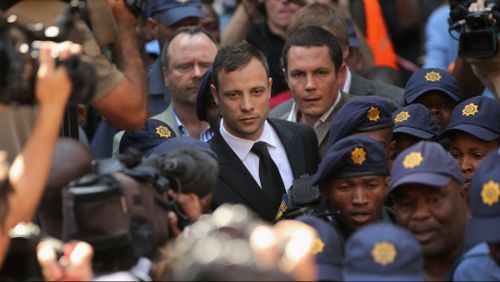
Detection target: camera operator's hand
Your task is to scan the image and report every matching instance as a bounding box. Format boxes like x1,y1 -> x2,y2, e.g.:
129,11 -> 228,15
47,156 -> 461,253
37,240 -> 94,281
167,192 -> 203,239
469,0 -> 486,11
36,41 -> 82,109
107,0 -> 136,19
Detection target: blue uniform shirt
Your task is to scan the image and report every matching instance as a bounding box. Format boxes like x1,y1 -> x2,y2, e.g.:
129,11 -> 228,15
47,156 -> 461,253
453,243 -> 500,281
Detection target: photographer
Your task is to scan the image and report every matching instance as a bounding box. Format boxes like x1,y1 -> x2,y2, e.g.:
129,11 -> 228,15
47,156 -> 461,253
0,41 -> 81,266
450,0 -> 500,101
2,0 -> 147,161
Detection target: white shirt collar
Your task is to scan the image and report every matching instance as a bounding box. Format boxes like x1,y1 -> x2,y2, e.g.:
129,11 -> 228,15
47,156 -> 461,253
220,120 -> 278,161
286,91 -> 343,127
343,67 -> 352,93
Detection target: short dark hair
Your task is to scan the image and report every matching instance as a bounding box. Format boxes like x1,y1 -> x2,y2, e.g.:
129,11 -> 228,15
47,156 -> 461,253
282,26 -> 343,72
161,25 -> 218,69
211,41 -> 269,90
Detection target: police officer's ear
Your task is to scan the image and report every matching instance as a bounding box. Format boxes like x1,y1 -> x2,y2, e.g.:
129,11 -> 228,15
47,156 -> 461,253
318,183 -> 329,199
383,176 -> 389,192
387,140 -> 397,171
146,17 -> 160,39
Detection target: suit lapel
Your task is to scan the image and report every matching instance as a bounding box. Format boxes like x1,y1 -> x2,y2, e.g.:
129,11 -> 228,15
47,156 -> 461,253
210,133 -> 272,216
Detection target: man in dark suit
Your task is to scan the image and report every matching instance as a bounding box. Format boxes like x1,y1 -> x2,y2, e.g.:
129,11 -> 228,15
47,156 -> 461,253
271,7 -> 404,157
270,26 -> 351,158
209,41 -> 319,222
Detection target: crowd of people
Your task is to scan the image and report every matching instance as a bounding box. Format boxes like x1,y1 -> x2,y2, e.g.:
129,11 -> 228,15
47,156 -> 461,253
0,0 -> 499,280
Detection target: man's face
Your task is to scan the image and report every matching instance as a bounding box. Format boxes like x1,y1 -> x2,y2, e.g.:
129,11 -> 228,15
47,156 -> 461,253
415,91 -> 457,131
211,58 -> 271,140
392,181 -> 468,257
285,45 -> 346,124
449,132 -> 498,190
164,33 -> 217,107
320,175 -> 387,234
265,0 -> 301,31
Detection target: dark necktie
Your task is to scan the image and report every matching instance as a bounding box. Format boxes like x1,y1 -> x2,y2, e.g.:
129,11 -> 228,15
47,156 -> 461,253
251,141 -> 286,213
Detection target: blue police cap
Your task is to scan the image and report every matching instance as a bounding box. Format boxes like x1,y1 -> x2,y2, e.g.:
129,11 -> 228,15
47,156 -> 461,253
390,141 -> 463,192
119,119 -> 176,155
147,0 -> 204,27
148,136 -> 217,159
327,96 -> 396,147
392,104 -> 439,140
344,223 -> 424,281
313,135 -> 388,186
196,67 -> 213,122
465,148 -> 500,245
404,68 -> 461,104
295,215 -> 343,281
440,96 -> 500,142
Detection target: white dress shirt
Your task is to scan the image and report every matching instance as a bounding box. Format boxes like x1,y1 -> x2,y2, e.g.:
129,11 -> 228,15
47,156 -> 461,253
343,67 -> 352,93
220,120 -> 294,192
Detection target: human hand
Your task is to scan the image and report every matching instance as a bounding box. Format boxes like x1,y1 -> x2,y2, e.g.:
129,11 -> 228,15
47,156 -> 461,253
37,240 -> 94,281
167,192 -> 203,239
35,41 -> 81,110
107,0 -> 140,19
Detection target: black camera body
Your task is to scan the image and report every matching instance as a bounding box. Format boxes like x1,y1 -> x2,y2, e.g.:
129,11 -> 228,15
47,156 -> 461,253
0,3 -> 96,105
449,0 -> 500,58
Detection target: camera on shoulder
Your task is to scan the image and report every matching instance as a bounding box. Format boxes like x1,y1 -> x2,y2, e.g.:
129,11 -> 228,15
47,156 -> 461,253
449,0 -> 500,58
0,2 -> 96,105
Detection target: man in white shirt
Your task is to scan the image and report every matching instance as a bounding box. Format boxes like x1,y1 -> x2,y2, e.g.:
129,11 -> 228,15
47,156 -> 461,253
208,41 -> 319,222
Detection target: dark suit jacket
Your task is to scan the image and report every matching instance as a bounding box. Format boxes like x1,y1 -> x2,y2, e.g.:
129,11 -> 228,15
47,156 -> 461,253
350,73 -> 404,106
209,119 -> 319,222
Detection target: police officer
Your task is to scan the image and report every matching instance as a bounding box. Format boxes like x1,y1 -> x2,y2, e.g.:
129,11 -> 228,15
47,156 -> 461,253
312,135 -> 391,243
327,96 -> 396,158
404,68 -> 461,131
452,148 -> 500,281
119,119 -> 176,155
195,67 -> 221,134
389,141 -> 468,281
295,215 -> 343,281
390,103 -> 439,164
440,96 -> 500,190
343,223 -> 424,281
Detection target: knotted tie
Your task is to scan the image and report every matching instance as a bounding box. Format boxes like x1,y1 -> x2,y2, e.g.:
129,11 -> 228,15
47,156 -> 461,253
251,141 -> 286,211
